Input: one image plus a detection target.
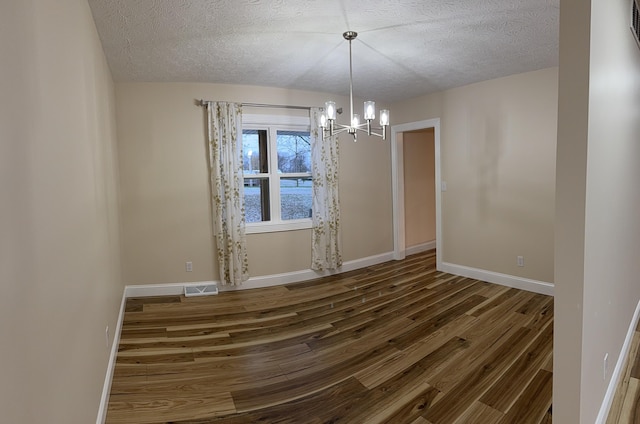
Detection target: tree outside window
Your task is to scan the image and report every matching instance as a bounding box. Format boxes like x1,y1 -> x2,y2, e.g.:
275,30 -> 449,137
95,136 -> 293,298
242,127 -> 312,227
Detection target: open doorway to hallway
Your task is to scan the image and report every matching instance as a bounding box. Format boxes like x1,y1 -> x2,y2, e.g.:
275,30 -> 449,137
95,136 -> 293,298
402,128 -> 436,255
391,118 -> 441,267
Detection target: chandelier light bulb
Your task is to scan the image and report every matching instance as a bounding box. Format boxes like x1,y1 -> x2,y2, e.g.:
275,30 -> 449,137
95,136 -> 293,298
352,114 -> 360,127
319,113 -> 327,129
380,109 -> 390,126
364,101 -> 375,121
325,101 -> 337,121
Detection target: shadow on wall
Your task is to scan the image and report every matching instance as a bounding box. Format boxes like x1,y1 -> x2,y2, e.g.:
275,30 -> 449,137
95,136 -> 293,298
469,97 -> 505,221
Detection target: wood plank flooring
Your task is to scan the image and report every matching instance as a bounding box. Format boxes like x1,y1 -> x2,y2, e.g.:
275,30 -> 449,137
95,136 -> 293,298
606,319 -> 640,423
105,250 -> 553,424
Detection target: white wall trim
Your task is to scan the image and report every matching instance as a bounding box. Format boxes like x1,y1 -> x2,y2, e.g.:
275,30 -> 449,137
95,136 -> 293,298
596,299 -> 640,423
390,118 -> 442,268
439,261 -> 555,296
122,253 -> 553,299
96,289 -> 127,424
405,240 -> 436,256
123,251 -> 396,297
125,283 -> 190,297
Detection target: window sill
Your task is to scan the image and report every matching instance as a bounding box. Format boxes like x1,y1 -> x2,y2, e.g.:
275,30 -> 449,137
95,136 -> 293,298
246,219 -> 312,234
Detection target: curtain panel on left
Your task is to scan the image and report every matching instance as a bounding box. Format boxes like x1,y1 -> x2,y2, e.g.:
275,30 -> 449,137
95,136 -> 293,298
206,102 -> 249,285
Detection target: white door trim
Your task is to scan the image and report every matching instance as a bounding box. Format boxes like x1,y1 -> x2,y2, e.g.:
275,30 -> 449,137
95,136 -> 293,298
391,118 -> 442,270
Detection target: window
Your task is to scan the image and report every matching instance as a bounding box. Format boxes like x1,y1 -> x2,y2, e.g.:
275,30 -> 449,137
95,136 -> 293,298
242,114 -> 312,233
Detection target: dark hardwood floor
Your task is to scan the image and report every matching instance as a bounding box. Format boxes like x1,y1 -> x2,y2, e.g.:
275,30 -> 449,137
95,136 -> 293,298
105,250 -> 553,424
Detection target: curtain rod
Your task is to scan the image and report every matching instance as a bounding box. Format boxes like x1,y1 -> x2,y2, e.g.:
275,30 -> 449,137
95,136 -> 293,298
199,100 -> 312,111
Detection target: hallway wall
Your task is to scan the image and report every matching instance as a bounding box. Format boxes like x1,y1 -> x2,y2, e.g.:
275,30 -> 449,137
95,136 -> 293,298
0,0 -> 123,421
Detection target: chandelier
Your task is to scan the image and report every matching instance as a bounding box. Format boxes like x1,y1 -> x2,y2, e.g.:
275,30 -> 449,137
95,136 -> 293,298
319,31 -> 390,141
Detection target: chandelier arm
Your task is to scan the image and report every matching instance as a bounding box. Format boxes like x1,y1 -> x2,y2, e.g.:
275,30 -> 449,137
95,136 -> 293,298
355,127 -> 384,137
342,126 -> 386,137
328,123 -> 387,132
356,126 -> 386,140
326,126 -> 350,136
323,126 -> 386,140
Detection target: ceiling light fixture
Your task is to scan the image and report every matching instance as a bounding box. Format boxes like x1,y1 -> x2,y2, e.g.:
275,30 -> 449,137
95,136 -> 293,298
319,31 -> 390,141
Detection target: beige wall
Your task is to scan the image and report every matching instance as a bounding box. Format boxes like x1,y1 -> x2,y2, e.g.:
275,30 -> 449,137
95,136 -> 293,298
115,83 -> 393,284
393,68 -> 558,283
403,129 -> 436,247
555,0 -> 640,421
0,0 -> 123,422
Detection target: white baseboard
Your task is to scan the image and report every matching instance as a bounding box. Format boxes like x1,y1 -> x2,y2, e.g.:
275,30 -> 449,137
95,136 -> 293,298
438,262 -> 554,296
123,254 -> 553,298
405,240 -> 436,256
96,289 -> 127,424
123,251 -> 396,297
596,299 -> 640,423
125,282 -> 187,297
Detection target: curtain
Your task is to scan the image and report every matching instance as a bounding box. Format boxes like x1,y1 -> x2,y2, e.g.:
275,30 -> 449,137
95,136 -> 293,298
207,102 -> 249,285
310,107 -> 342,271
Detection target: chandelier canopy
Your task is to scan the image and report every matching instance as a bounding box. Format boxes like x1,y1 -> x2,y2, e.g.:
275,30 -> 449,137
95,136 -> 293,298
319,31 -> 390,141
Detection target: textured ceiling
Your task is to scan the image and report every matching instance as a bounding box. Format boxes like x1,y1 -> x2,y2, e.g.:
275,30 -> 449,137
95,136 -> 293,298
87,0 -> 559,103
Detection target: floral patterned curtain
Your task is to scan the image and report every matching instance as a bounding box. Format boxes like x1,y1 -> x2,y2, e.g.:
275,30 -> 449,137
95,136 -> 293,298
310,107 -> 342,271
207,102 -> 249,285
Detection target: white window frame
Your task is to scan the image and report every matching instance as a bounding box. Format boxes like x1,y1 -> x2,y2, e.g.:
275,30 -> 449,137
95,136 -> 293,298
242,113 -> 312,234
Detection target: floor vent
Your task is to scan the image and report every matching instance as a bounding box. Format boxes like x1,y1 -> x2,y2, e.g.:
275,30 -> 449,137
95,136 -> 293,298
184,283 -> 219,297
633,0 -> 640,49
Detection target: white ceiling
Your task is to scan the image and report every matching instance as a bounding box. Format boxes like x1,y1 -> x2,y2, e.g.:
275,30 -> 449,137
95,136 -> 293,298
87,0 -> 559,103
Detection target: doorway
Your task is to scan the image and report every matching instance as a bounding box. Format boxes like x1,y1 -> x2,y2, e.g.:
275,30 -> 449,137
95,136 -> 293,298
391,119 -> 442,269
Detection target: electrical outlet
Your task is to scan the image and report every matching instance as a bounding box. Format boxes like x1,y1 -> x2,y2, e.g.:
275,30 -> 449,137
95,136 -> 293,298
604,353 -> 609,380
186,261 -> 193,272
105,326 -> 110,349
517,256 -> 524,267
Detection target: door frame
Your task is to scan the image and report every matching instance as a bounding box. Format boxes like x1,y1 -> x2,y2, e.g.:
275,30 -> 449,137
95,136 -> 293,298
391,118 -> 442,270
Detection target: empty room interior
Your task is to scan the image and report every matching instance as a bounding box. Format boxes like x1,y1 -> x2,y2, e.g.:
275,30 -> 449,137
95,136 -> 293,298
2,0 -> 640,423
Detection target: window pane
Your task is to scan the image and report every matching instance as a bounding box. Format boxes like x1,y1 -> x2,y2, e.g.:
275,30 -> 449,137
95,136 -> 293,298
280,177 -> 312,220
244,178 -> 270,223
276,130 -> 311,173
242,130 -> 268,174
